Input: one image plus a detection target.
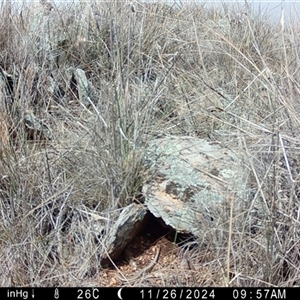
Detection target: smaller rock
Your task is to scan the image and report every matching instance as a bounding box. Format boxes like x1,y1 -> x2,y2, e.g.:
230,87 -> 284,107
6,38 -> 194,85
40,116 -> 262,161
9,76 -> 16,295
100,203 -> 150,266
24,112 -> 52,141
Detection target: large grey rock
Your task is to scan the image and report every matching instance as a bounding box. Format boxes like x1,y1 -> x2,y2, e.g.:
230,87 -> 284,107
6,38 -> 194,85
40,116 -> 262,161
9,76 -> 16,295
142,136 -> 246,237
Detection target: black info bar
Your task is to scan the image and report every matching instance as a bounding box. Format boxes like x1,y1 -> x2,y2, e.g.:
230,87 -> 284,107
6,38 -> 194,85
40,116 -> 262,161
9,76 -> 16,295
1,287 -> 295,300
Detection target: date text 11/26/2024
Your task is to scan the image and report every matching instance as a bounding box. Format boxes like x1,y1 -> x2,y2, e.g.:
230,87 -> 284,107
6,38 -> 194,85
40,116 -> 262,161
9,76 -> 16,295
138,288 -> 287,300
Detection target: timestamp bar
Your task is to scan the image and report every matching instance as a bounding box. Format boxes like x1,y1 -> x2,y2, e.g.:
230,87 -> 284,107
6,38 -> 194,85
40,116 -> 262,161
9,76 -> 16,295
0,287 -> 295,300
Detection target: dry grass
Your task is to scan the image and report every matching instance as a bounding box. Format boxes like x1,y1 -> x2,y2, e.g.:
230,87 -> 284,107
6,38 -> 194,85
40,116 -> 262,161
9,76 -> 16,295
0,0 -> 300,287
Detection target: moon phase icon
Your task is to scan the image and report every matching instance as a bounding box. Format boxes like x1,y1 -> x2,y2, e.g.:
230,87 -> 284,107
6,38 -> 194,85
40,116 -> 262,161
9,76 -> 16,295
117,288 -> 123,300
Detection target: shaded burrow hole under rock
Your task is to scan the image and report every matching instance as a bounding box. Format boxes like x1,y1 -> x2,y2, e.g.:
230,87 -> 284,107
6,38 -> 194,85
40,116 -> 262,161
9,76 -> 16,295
115,212 -> 198,265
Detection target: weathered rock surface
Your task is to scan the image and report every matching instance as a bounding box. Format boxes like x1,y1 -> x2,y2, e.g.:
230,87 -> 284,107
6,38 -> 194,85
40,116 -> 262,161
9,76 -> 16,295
24,112 -> 52,141
142,136 -> 246,237
65,67 -> 94,108
100,203 -> 150,266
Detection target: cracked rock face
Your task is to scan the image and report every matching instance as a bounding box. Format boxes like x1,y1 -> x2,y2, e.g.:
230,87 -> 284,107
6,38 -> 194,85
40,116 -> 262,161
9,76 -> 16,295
143,136 -> 247,237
